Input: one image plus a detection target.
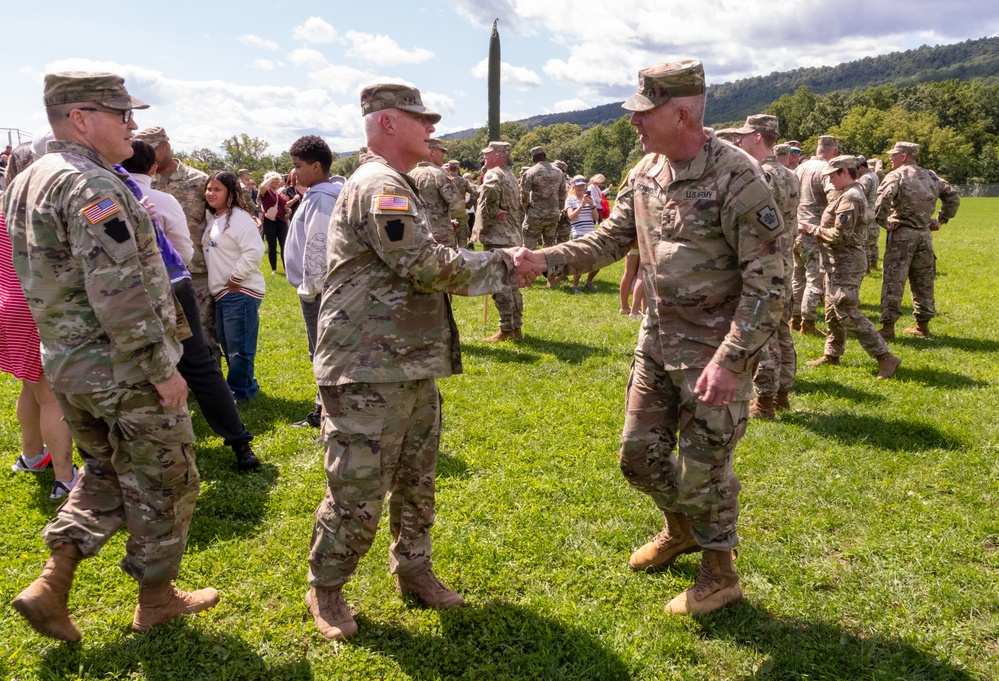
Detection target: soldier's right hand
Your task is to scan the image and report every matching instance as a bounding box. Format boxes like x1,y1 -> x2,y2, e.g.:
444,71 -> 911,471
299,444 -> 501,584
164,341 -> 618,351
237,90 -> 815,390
154,372 -> 189,409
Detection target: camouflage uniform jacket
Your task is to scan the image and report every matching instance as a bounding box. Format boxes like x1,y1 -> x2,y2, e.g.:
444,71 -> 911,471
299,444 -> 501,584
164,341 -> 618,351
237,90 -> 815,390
543,131 -> 785,373
874,163 -> 960,230
448,171 -> 473,218
241,183 -> 260,217
761,156 -> 800,259
473,165 -> 523,246
153,161 -> 209,274
313,153 -> 517,386
409,161 -> 462,243
811,182 -> 867,275
2,140 -> 181,394
857,171 -> 879,223
795,156 -> 832,226
520,161 -> 567,218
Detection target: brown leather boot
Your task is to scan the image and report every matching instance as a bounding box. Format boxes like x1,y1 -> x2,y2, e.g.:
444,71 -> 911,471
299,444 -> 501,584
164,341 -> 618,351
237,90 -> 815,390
483,330 -> 515,342
806,355 -> 840,367
774,391 -> 791,412
799,319 -> 825,337
12,543 -> 83,642
789,315 -> 802,332
629,512 -> 700,572
876,352 -> 901,380
749,395 -> 776,420
903,321 -> 931,338
879,323 -> 895,340
131,582 -> 219,632
305,587 -> 357,641
665,549 -> 742,616
397,570 -> 466,609
512,328 -> 523,340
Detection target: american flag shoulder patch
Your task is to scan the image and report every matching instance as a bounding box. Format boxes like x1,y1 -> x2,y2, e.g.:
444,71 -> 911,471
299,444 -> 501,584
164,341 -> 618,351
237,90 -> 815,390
377,194 -> 410,211
81,197 -> 121,225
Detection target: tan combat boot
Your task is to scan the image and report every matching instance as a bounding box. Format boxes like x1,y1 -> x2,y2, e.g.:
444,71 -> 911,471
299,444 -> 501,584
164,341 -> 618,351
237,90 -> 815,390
12,543 -> 83,642
879,323 -> 895,340
629,512 -> 700,572
774,391 -> 791,412
903,321 -> 931,338
749,395 -> 776,420
789,315 -> 802,332
512,328 -> 523,340
875,352 -> 902,380
305,587 -> 358,641
806,355 -> 839,367
665,549 -> 742,616
483,330 -> 516,343
799,319 -> 825,337
397,570 -> 466,609
131,582 -> 219,632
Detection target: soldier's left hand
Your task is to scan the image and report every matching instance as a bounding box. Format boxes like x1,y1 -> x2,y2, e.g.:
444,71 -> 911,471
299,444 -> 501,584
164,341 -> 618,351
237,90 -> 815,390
154,372 -> 189,410
929,219 -> 941,231
695,362 -> 738,408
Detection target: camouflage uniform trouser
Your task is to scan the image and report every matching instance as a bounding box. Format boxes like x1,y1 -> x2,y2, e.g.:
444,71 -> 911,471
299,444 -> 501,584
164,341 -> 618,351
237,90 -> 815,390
792,233 -> 825,321
619,351 -> 749,550
866,219 -> 880,268
191,271 -> 221,362
879,227 -> 936,325
824,268 -> 890,359
483,243 -> 523,332
453,212 -> 470,248
753,284 -> 797,397
522,214 -> 559,251
46,384 -> 198,587
308,380 -> 440,588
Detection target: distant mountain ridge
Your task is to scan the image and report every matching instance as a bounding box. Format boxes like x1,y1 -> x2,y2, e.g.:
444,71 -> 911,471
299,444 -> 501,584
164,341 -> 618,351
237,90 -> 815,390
442,35 -> 999,139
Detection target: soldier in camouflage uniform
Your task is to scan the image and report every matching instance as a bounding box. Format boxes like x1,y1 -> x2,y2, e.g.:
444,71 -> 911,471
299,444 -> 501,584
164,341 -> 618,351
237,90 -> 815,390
793,135 -> 838,336
787,140 -> 803,170
474,141 -> 525,342
409,139 -> 462,248
799,156 -> 901,379
734,115 -> 800,418
516,60 -> 785,617
238,169 -> 260,220
306,83 -> 520,642
520,145 -> 567,250
4,72 -> 218,643
875,141 -> 960,339
856,156 -> 881,273
136,126 -> 221,360
447,159 -> 473,247
775,143 -> 791,169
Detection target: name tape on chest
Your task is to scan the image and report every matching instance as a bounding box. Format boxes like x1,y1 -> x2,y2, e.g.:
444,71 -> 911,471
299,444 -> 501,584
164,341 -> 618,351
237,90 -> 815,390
377,194 -> 410,211
81,197 -> 121,224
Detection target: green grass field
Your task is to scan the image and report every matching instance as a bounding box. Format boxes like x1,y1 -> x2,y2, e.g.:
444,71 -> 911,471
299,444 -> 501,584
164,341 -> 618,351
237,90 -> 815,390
2,199 -> 998,680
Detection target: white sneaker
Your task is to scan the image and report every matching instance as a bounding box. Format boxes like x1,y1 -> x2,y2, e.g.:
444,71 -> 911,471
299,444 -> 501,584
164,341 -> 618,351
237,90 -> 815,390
50,466 -> 79,499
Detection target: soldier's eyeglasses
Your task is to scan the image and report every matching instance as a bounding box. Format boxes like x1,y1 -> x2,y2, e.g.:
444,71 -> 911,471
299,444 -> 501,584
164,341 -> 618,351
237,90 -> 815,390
70,107 -> 134,124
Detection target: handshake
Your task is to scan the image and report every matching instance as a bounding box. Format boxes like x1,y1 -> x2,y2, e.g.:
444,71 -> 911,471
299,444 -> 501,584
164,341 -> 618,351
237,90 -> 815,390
505,247 -> 549,288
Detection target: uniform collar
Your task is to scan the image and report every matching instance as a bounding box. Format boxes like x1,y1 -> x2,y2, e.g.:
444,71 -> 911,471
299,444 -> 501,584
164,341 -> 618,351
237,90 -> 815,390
45,139 -> 117,172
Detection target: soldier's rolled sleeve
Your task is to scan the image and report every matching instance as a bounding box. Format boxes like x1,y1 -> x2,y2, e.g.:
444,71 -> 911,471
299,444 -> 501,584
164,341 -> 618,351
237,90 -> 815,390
938,181 -> 960,222
542,180 -> 636,275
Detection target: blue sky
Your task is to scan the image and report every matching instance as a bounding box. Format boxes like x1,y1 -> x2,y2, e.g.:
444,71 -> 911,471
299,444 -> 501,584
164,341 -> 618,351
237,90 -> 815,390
5,1 -> 999,155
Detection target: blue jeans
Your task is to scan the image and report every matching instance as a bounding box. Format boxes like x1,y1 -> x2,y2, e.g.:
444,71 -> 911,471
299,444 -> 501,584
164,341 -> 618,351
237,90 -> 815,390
215,292 -> 261,402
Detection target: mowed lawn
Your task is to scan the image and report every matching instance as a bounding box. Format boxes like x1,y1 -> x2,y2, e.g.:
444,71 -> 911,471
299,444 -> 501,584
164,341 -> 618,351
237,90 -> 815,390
1,198 -> 998,680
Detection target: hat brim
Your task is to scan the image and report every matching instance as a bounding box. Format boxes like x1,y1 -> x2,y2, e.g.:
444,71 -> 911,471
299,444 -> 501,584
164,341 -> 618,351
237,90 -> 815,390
621,93 -> 661,112
822,166 -> 841,177
397,104 -> 440,124
96,94 -> 150,111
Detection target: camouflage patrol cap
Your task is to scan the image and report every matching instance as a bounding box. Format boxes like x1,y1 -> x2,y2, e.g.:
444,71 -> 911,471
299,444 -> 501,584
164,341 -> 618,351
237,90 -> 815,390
886,141 -> 919,157
237,168 -> 251,177
822,154 -> 860,176
530,145 -> 545,157
856,155 -> 868,166
428,139 -> 446,151
360,83 -> 441,124
135,126 -> 169,146
481,140 -> 512,155
775,143 -> 791,155
734,114 -> 779,136
817,135 -> 839,147
622,59 -> 706,112
447,159 -> 460,169
43,71 -> 149,110
554,160 -> 567,171
787,140 -> 802,151
714,128 -> 742,143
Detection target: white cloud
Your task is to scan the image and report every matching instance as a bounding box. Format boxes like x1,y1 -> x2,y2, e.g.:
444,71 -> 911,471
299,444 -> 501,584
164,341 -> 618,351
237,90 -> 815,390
287,48 -> 328,68
252,59 -> 276,71
551,98 -> 587,113
345,31 -> 434,66
470,58 -> 542,90
239,34 -> 278,51
292,16 -> 340,44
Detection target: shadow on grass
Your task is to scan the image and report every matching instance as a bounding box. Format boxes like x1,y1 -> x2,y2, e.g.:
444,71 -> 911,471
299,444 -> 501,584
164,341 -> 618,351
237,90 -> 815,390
787,412 -> 963,451
462,342 -> 542,365
39,623 -> 312,681
355,601 -> 630,680
793,379 -> 886,404
436,450 -> 470,479
697,601 -> 973,680
896,366 -> 990,389
190,391 -> 318,440
892,333 -> 999,354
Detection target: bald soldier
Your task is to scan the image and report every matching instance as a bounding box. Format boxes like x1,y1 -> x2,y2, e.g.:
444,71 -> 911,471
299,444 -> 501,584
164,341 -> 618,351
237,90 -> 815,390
875,142 -> 960,340
4,72 -> 217,642
520,145 -> 567,250
306,83 -> 523,641
515,60 -> 785,616
409,139 -> 463,248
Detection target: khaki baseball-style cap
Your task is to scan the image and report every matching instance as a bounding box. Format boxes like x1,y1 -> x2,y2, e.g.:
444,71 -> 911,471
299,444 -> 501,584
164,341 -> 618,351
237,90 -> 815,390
886,141 -> 919,157
787,140 -> 802,151
447,159 -> 460,169
530,145 -> 545,156
775,143 -> 791,155
554,160 -> 568,171
481,140 -> 512,155
428,139 -> 446,151
622,59 -> 706,112
135,126 -> 169,146
817,135 -> 839,147
360,83 -> 441,124
734,114 -> 779,136
822,154 -> 860,176
43,71 -> 149,110
237,168 -> 251,177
